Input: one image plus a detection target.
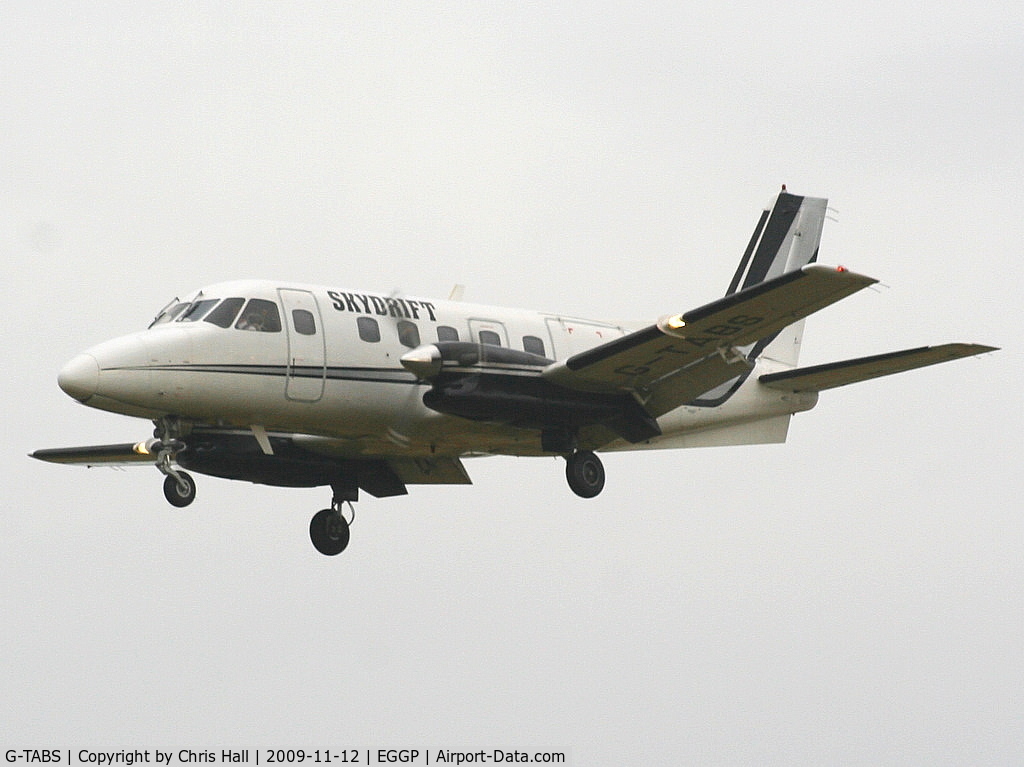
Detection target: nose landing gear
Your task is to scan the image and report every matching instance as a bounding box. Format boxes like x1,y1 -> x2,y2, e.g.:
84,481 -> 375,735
162,471 -> 197,507
153,417 -> 196,507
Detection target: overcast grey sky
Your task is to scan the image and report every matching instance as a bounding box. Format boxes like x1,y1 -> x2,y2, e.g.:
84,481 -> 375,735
3,2 -> 1022,764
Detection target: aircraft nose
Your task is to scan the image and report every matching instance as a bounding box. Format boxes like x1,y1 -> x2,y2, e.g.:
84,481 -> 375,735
58,354 -> 99,402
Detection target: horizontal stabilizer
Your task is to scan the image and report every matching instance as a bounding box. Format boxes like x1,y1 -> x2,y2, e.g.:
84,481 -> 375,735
758,343 -> 997,392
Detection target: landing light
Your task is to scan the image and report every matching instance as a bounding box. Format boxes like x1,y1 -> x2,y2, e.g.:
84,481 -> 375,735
667,315 -> 686,329
133,441 -> 151,456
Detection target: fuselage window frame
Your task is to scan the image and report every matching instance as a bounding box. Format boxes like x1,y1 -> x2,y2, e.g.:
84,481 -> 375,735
397,320 -> 420,348
292,309 -> 317,336
522,335 -> 546,356
357,316 -> 381,343
437,325 -> 460,342
479,330 -> 502,347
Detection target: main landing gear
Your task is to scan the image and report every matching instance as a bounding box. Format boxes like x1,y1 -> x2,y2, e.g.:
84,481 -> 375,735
309,506 -> 352,556
309,481 -> 357,556
565,450 -> 605,498
544,428 -> 606,499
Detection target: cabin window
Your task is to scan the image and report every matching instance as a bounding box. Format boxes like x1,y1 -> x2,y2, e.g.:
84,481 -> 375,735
357,316 -> 381,343
523,335 -> 546,356
204,298 -> 245,328
437,325 -> 459,342
235,299 -> 282,332
398,320 -> 420,348
292,309 -> 317,336
177,299 -> 219,322
479,330 -> 501,347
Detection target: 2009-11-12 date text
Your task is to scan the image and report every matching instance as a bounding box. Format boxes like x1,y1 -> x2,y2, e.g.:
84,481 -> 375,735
265,752 -> 358,764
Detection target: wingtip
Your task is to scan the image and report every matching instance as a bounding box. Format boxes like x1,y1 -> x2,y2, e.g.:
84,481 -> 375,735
801,262 -> 875,279
967,343 -> 999,355
941,342 -> 999,356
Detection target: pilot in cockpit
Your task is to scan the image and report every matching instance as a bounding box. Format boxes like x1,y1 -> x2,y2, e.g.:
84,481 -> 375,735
236,302 -> 272,331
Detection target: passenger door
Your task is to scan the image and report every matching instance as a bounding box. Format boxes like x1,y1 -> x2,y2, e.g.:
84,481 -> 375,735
278,289 -> 326,402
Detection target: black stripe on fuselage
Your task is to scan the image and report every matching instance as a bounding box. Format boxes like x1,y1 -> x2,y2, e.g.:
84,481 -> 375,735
114,363 -> 419,385
111,363 -> 546,385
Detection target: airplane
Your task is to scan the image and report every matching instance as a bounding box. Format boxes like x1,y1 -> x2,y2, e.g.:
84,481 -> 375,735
32,189 -> 996,555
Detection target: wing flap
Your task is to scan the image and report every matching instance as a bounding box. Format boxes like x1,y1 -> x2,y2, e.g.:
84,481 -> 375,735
759,343 -> 998,392
543,264 -> 876,408
30,443 -> 156,467
642,348 -> 753,417
387,456 -> 473,485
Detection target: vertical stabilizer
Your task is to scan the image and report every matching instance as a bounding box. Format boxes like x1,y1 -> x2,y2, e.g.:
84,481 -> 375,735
727,189 -> 828,366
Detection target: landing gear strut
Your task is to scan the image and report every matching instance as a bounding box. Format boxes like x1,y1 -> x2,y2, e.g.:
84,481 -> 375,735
153,416 -> 196,507
565,450 -> 605,498
310,481 -> 357,556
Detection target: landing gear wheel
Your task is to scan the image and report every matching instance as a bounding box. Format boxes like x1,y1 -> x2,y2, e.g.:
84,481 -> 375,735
310,508 -> 351,556
565,450 -> 605,498
162,471 -> 196,507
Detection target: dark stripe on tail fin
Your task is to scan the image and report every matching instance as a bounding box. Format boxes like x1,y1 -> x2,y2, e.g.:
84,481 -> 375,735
728,208 -> 770,295
727,192 -> 807,295
692,190 -> 829,406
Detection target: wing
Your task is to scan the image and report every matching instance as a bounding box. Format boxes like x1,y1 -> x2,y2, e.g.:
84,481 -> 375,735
32,430 -> 473,496
293,435 -> 472,487
31,442 -> 157,467
543,264 -> 877,416
758,343 -> 998,392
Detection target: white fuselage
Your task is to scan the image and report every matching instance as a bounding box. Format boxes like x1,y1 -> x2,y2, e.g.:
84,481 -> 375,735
60,279 -> 817,458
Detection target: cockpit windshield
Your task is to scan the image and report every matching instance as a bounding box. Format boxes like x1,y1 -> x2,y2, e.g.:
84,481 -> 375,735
149,299 -> 188,327
177,298 -> 220,322
149,294 -> 281,333
204,297 -> 245,328
235,298 -> 282,332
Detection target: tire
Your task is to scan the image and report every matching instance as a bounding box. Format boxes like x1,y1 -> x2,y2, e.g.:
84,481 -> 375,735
163,472 -> 196,507
309,508 -> 350,556
565,450 -> 605,498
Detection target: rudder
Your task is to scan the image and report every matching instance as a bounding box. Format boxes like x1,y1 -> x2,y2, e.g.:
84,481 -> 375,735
728,188 -> 828,366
